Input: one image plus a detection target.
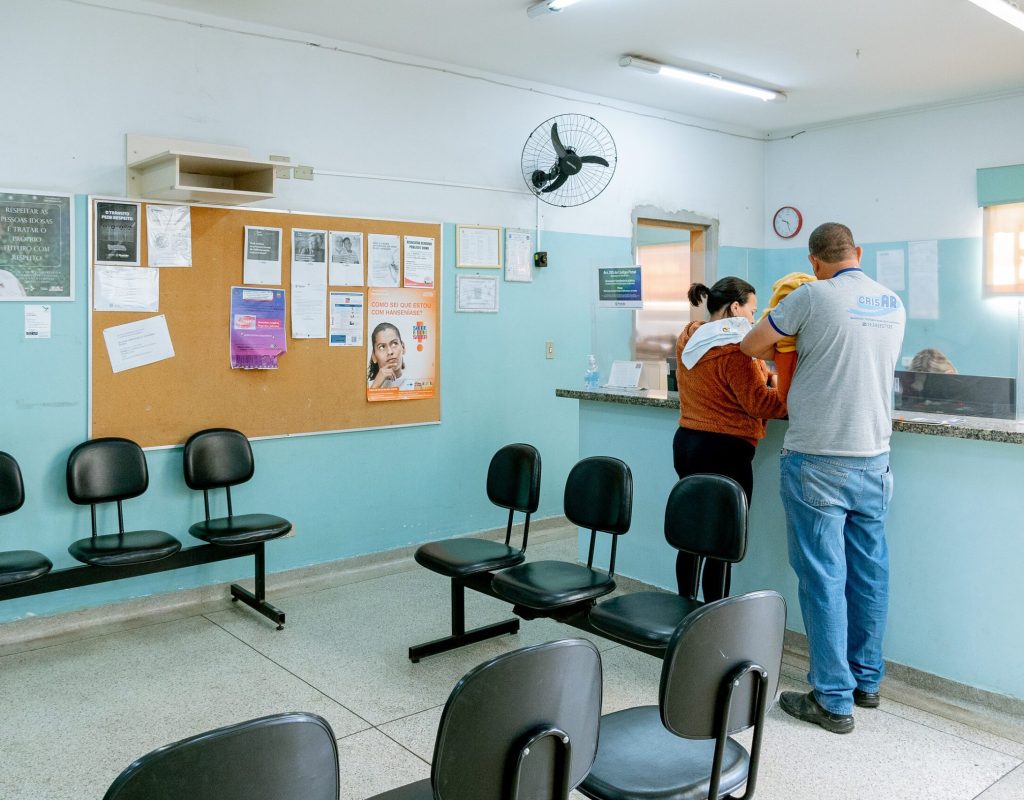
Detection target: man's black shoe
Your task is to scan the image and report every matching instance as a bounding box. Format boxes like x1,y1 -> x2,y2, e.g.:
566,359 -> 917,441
854,688 -> 880,708
779,690 -> 855,734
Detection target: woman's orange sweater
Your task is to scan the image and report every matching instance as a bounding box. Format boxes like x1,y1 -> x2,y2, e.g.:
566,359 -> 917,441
675,321 -> 788,446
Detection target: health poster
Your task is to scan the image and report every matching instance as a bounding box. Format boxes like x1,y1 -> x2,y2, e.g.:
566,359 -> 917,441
366,287 -> 436,402
229,286 -> 287,369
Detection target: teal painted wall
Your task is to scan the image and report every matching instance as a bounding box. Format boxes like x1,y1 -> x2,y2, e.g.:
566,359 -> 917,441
0,212 -> 633,622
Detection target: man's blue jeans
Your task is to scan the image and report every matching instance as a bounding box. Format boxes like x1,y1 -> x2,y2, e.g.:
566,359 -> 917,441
779,449 -> 893,715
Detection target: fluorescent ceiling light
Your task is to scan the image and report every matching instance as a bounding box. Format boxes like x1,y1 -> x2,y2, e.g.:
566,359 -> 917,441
619,55 -> 785,102
527,0 -> 584,19
965,0 -> 1024,32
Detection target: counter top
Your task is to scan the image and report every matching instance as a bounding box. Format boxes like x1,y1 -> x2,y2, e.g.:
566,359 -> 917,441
555,387 -> 1024,445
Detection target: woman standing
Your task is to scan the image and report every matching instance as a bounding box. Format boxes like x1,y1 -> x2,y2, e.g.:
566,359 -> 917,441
674,277 -> 787,602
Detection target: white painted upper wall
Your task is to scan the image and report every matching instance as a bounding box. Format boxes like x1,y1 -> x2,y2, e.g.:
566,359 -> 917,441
1,0 -> 767,247
765,95 -> 1024,246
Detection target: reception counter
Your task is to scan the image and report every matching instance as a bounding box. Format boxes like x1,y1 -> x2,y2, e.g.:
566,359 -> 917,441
557,387 -> 1024,701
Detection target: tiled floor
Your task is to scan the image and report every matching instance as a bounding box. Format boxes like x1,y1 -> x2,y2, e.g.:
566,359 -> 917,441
1,531 -> 1022,799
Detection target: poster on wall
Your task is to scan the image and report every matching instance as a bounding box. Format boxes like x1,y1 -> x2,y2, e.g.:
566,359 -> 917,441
366,286 -> 436,401
598,266 -> 643,308
329,291 -> 364,347
328,231 -> 363,286
229,286 -> 287,369
243,225 -> 283,285
94,200 -> 140,267
146,204 -> 192,267
0,189 -> 74,300
368,234 -> 401,287
403,235 -> 435,288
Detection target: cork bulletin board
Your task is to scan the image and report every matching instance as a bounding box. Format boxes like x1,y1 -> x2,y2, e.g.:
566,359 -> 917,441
89,199 -> 442,448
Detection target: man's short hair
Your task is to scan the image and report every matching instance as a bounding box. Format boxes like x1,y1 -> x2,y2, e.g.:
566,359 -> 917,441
808,223 -> 857,264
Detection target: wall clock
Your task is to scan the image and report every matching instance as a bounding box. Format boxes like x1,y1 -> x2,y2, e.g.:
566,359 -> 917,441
772,206 -> 803,239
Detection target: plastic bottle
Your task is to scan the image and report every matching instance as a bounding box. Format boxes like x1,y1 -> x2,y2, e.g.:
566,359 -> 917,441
584,355 -> 600,390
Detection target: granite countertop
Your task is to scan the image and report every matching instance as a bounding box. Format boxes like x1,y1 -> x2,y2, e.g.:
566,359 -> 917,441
555,387 -> 1024,445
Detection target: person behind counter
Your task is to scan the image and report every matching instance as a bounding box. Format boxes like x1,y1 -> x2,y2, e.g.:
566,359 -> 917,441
674,277 -> 788,603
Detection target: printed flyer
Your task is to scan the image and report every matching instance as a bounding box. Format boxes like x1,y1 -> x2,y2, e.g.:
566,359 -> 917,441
0,190 -> 74,299
229,286 -> 287,369
366,287 -> 436,401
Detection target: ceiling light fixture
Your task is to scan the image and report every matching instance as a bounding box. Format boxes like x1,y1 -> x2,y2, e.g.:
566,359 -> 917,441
527,0 -> 584,19
965,0 -> 1024,32
619,55 -> 785,102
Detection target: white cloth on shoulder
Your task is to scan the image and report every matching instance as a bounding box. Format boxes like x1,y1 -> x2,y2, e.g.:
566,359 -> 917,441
680,317 -> 752,369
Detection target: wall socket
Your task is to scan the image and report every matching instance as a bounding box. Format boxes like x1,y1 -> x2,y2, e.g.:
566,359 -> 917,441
545,341 -> 555,359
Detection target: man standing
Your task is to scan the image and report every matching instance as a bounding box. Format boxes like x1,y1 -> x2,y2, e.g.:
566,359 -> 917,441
741,222 -> 905,734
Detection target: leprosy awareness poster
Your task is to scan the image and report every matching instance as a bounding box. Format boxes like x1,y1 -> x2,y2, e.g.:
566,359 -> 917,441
366,287 -> 436,401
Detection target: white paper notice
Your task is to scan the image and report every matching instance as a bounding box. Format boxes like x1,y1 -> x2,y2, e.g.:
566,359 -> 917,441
329,292 -> 364,347
94,265 -> 160,312
243,226 -> 283,285
328,231 -> 363,286
103,315 -> 175,373
146,205 -> 192,267
504,228 -> 534,283
403,236 -> 435,288
291,260 -> 327,338
456,274 -> 499,313
875,249 -> 905,292
908,240 -> 939,320
368,234 -> 401,287
458,226 -> 500,268
24,305 -> 51,339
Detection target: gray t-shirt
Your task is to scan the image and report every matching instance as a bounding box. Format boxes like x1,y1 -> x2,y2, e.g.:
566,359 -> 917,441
769,268 -> 906,456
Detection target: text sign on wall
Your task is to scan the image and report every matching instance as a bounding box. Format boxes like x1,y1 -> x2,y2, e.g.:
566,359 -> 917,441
598,266 -> 643,308
0,190 -> 74,300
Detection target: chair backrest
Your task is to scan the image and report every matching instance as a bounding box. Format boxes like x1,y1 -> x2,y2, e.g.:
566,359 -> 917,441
431,638 -> 602,800
183,428 -> 255,490
0,451 -> 25,517
664,474 -> 748,562
660,590 -> 786,739
486,443 -> 541,513
563,456 -> 632,535
66,438 -> 148,505
102,712 -> 339,800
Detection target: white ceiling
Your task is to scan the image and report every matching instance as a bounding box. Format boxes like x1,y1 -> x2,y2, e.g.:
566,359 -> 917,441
148,0 -> 1024,134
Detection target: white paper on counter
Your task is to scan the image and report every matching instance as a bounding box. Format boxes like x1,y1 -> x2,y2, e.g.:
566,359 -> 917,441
103,315 -> 175,373
94,265 -> 160,312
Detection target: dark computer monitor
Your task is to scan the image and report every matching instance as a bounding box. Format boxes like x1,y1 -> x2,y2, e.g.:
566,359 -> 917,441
895,371 -> 1016,420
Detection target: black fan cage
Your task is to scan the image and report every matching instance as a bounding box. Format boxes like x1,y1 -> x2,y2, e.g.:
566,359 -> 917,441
521,114 -> 617,207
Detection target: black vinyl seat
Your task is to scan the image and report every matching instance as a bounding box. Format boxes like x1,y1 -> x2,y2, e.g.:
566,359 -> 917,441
66,438 -> 181,567
370,638 -> 602,800
409,443 -> 541,662
588,474 -> 748,651
103,712 -> 339,800
579,591 -> 786,800
182,428 -> 292,547
0,452 -> 52,587
491,456 -> 631,614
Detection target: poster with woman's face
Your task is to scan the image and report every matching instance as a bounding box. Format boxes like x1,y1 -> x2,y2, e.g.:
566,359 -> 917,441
366,287 -> 436,402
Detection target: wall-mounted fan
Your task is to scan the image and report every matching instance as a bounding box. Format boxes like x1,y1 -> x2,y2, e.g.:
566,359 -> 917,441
521,114 -> 617,207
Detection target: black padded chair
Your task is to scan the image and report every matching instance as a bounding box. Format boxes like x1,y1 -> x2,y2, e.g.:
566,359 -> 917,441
103,712 -> 339,800
66,438 -> 181,567
579,591 -> 786,800
0,452 -> 52,587
491,456 -> 631,617
183,428 -> 291,628
410,443 -> 541,662
370,638 -> 602,800
587,474 -> 748,652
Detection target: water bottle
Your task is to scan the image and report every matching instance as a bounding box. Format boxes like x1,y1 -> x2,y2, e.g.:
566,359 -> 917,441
584,355 -> 600,390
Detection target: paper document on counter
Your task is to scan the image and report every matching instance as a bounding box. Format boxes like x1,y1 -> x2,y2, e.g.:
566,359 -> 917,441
604,360 -> 643,389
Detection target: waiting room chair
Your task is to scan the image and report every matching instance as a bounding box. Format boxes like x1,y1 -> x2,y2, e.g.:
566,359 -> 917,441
409,443 -> 541,662
66,438 -> 181,567
587,474 -> 748,652
103,711 -> 339,800
183,428 -> 291,628
579,590 -> 786,800
370,638 -> 602,800
0,451 -> 52,587
491,456 -> 631,617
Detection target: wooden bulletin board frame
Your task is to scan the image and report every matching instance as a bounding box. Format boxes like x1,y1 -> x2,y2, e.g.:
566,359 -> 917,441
88,197 -> 442,448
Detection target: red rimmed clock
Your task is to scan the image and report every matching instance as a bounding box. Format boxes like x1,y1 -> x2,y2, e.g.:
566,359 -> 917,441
772,206 -> 803,239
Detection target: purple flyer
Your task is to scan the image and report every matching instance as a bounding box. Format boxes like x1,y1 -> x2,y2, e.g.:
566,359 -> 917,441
230,286 -> 287,369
